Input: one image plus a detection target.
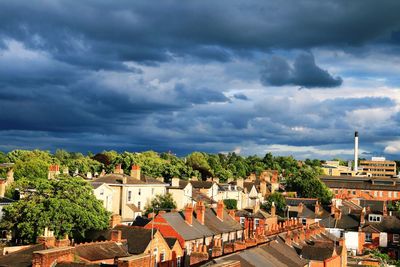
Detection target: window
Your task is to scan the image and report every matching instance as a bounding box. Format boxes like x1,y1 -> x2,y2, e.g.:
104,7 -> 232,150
374,191 -> 378,197
138,201 -> 141,210
138,188 -> 141,195
394,234 -> 399,243
302,218 -> 307,225
389,191 -> 392,198
368,214 -> 382,222
380,191 -> 383,197
160,250 -> 166,262
365,233 -> 372,243
352,190 -> 356,195
100,189 -> 104,196
254,218 -> 260,230
176,256 -> 181,267
128,191 -> 132,202
239,217 -> 245,226
395,192 -> 398,198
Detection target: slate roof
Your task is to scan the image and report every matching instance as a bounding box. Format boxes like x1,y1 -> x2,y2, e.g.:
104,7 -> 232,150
362,216 -> 400,234
300,244 -> 335,261
131,216 -> 151,227
93,173 -> 165,185
75,241 -> 129,261
162,211 -> 215,240
190,180 -> 214,189
320,176 -> 400,191
319,214 -> 360,231
165,237 -> 179,249
286,198 -> 318,206
203,208 -> 243,234
0,243 -> 45,267
359,200 -> 385,214
192,189 -> 215,204
235,209 -> 272,219
213,238 -> 308,267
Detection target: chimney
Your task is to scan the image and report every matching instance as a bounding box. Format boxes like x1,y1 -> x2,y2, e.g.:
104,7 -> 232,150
111,230 -> 122,242
271,201 -> 276,217
185,204 -> 194,225
360,207 -> 366,225
86,172 -> 92,179
253,201 -> 260,213
314,201 -> 320,215
6,168 -> 14,184
236,178 -> 244,189
171,177 -> 180,187
130,165 -> 141,180
298,203 -> 304,214
334,209 -> 342,220
110,214 -> 122,228
383,201 -> 388,216
114,164 -> 123,174
285,231 -> 292,246
196,201 -> 205,225
260,181 -> 267,196
217,200 -> 224,221
354,131 -> 359,172
48,165 -> 60,179
36,227 -> 56,248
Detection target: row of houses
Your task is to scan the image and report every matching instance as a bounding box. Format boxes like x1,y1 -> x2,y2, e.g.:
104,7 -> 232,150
0,198 -> 345,267
90,164 -> 278,223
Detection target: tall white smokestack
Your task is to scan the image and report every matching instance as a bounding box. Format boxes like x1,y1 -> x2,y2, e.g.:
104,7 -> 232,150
354,131 -> 359,172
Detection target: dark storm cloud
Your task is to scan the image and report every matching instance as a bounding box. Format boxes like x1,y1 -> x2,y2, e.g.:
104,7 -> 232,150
260,53 -> 343,88
0,0 -> 400,67
233,94 -> 249,101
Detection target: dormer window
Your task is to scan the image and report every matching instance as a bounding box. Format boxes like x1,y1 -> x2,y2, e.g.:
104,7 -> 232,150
368,214 -> 382,222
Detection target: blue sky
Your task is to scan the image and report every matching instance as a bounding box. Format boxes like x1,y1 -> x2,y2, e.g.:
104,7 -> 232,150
1,0 -> 400,159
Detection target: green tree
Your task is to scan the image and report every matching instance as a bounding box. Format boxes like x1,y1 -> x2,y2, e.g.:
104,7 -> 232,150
145,193 -> 177,214
186,152 -> 212,179
223,199 -> 237,210
285,168 -> 332,204
262,192 -> 286,215
1,177 -> 110,244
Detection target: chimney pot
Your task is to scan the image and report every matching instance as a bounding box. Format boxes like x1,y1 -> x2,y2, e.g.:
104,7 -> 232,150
111,230 -> 122,242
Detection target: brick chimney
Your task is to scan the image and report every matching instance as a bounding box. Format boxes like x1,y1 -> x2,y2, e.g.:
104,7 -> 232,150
285,231 -> 292,246
110,214 -> 122,228
111,230 -> 122,242
36,227 -> 56,248
260,181 -> 267,196
130,165 -> 141,180
314,201 -> 320,215
271,201 -> 276,217
114,164 -> 123,174
217,200 -> 224,221
48,165 -> 60,179
334,209 -> 342,220
185,204 -> 194,225
196,201 -> 205,225
360,207 -> 366,225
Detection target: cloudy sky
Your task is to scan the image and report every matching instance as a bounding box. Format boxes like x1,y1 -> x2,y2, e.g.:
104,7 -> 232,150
1,0 -> 400,159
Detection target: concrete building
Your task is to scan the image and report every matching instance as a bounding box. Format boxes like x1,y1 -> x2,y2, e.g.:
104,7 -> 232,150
359,157 -> 397,179
91,182 -> 114,212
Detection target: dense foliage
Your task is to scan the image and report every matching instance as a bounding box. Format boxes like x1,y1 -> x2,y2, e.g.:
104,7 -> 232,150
145,193 -> 177,214
1,149 -> 332,203
223,199 -> 238,210
1,177 -> 110,244
262,192 -> 286,215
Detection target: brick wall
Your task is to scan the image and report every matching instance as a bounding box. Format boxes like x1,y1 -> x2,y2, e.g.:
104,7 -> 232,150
117,254 -> 152,267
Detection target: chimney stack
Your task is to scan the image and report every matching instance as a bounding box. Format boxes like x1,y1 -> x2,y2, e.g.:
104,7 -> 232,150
217,200 -> 224,221
271,201 -> 276,217
48,165 -> 60,179
314,201 -> 320,215
185,204 -> 194,225
360,207 -> 366,225
171,177 -> 180,187
114,164 -> 123,174
196,201 -> 205,225
354,131 -> 359,172
130,165 -> 141,180
111,230 -> 122,243
236,178 -> 244,189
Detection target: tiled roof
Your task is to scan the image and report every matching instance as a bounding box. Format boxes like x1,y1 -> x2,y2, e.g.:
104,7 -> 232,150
162,212 -> 215,240
0,243 -> 45,267
319,214 -> 360,230
190,180 -> 214,189
363,216 -> 400,234
359,200 -> 385,214
192,189 -> 215,204
320,176 -> 400,191
203,208 -> 243,234
75,241 -> 129,261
